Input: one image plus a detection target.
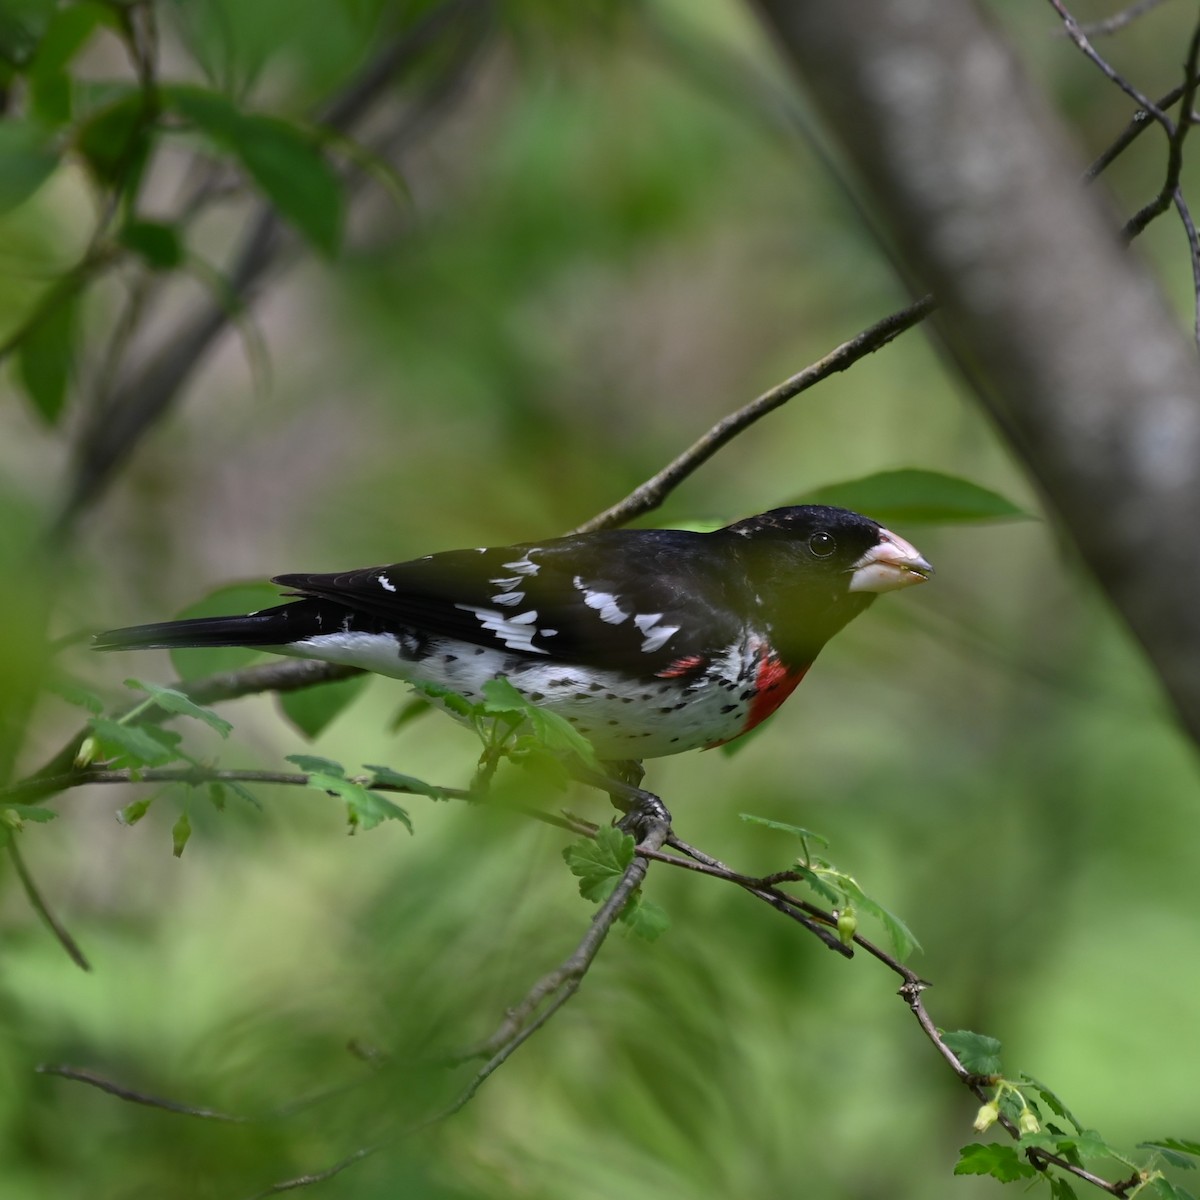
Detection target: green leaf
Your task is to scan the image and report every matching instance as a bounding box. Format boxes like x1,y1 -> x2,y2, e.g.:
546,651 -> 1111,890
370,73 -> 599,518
619,892 -> 669,940
0,0 -> 56,67
363,764 -> 448,800
482,677 -> 600,768
410,679 -> 479,720
834,874 -> 922,960
118,219 -> 184,270
167,581 -> 280,680
277,673 -> 368,739
1048,1178 -> 1079,1200
222,778 -> 262,810
1142,1140 -> 1200,1165
793,469 -> 1032,525
117,796 -> 155,826
563,825 -> 634,903
124,679 -> 232,738
739,813 -> 830,848
1154,1181 -> 1199,1200
30,2 -> 108,75
302,770 -> 411,833
16,288 -> 77,425
207,783 -> 226,812
47,679 -> 104,714
790,863 -> 843,907
941,1030 -> 1002,1076
285,753 -> 346,777
0,119 -> 58,213
89,717 -> 181,767
171,810 -> 191,857
1020,1074 -> 1084,1133
953,1143 -> 1037,1182
3,803 -> 56,825
165,86 -> 343,254
75,90 -> 151,186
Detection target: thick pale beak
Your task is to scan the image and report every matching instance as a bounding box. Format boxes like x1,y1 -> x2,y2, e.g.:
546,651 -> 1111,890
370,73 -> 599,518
848,529 -> 934,594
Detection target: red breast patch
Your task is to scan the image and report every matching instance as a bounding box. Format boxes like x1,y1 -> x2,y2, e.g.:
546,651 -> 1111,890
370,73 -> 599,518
744,654 -> 808,732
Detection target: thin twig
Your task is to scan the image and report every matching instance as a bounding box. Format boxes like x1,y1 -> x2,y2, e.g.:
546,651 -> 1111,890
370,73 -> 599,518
1046,0 -> 1171,125
1122,15 -> 1200,240
6,841 -> 91,971
571,294 -> 936,534
1067,0 -> 1171,37
36,1064 -> 245,1121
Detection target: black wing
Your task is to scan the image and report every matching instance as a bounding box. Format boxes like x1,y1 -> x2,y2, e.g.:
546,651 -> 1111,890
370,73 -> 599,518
273,529 -> 747,676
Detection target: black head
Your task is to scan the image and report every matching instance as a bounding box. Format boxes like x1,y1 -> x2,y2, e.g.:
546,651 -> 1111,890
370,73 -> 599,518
722,505 -> 932,662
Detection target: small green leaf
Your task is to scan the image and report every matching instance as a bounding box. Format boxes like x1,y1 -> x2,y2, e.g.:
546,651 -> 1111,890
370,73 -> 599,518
1154,1180 -> 1199,1200
953,1143 -> 1037,1182
0,119 -> 58,212
619,892 -> 669,940
739,813 -> 830,848
222,778 -> 262,810
481,677 -> 599,768
1048,1178 -> 1079,1200
0,0 -> 56,65
301,770 -> 411,833
410,679 -> 478,719
165,86 -> 343,254
167,582 -> 280,680
1141,1140 -> 1200,1165
277,673 -> 368,739
794,469 -> 1032,525
16,288 -> 77,425
47,679 -> 104,714
563,825 -> 635,903
75,90 -> 150,185
89,717 -> 181,767
171,809 -> 191,857
124,678 -> 232,737
1020,1074 -> 1084,1133
118,219 -> 184,270
3,803 -> 56,825
941,1030 -> 1002,1076
285,753 -> 345,778
363,764 -> 447,800
118,796 -> 154,826
791,863 -> 843,907
207,783 -> 226,812
834,875 -> 922,960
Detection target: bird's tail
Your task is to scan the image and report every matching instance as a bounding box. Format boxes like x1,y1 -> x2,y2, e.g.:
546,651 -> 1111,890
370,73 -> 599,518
93,600 -> 328,651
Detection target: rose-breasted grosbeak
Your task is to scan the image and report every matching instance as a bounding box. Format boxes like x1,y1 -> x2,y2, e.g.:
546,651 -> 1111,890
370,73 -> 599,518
95,505 -> 931,760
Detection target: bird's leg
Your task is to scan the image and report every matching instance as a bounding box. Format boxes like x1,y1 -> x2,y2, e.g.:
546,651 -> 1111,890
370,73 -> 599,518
599,758 -> 672,840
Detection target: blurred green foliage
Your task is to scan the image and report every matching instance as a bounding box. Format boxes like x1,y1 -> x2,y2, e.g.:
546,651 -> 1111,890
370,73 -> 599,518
1,1 -> 1199,1198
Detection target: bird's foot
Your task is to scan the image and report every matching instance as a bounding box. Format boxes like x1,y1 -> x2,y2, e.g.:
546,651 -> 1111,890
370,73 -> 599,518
599,758 -> 672,841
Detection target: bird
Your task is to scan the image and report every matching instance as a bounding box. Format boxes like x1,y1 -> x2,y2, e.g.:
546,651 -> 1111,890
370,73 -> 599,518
94,505 -> 932,762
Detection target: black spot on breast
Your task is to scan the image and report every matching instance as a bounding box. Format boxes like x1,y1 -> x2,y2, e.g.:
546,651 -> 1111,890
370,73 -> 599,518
550,677 -> 573,688
721,704 -> 738,714
527,691 -> 545,701
621,697 -> 634,704
740,689 -> 755,700
474,648 -> 486,656
444,654 -> 458,663
658,707 -> 673,715
573,692 -> 590,701
672,702 -> 688,711
589,682 -> 603,692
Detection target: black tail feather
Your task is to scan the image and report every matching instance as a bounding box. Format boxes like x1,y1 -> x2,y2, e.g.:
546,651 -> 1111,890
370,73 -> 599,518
93,600 -> 333,651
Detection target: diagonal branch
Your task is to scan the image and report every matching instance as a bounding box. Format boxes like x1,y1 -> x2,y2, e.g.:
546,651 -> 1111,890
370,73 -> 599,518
572,293 -> 935,534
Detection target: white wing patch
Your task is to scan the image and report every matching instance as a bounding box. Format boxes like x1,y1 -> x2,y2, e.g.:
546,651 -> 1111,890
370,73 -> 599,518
456,604 -> 549,654
491,591 -> 525,606
633,611 -> 679,654
503,556 -> 540,576
575,576 -> 629,625
378,574 -> 397,593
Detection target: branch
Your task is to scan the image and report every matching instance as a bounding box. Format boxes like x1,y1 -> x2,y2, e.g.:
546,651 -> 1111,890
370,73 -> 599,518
572,294 -> 935,534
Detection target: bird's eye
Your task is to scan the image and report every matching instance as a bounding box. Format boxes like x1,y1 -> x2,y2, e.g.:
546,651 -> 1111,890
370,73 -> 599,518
808,531 -> 837,558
